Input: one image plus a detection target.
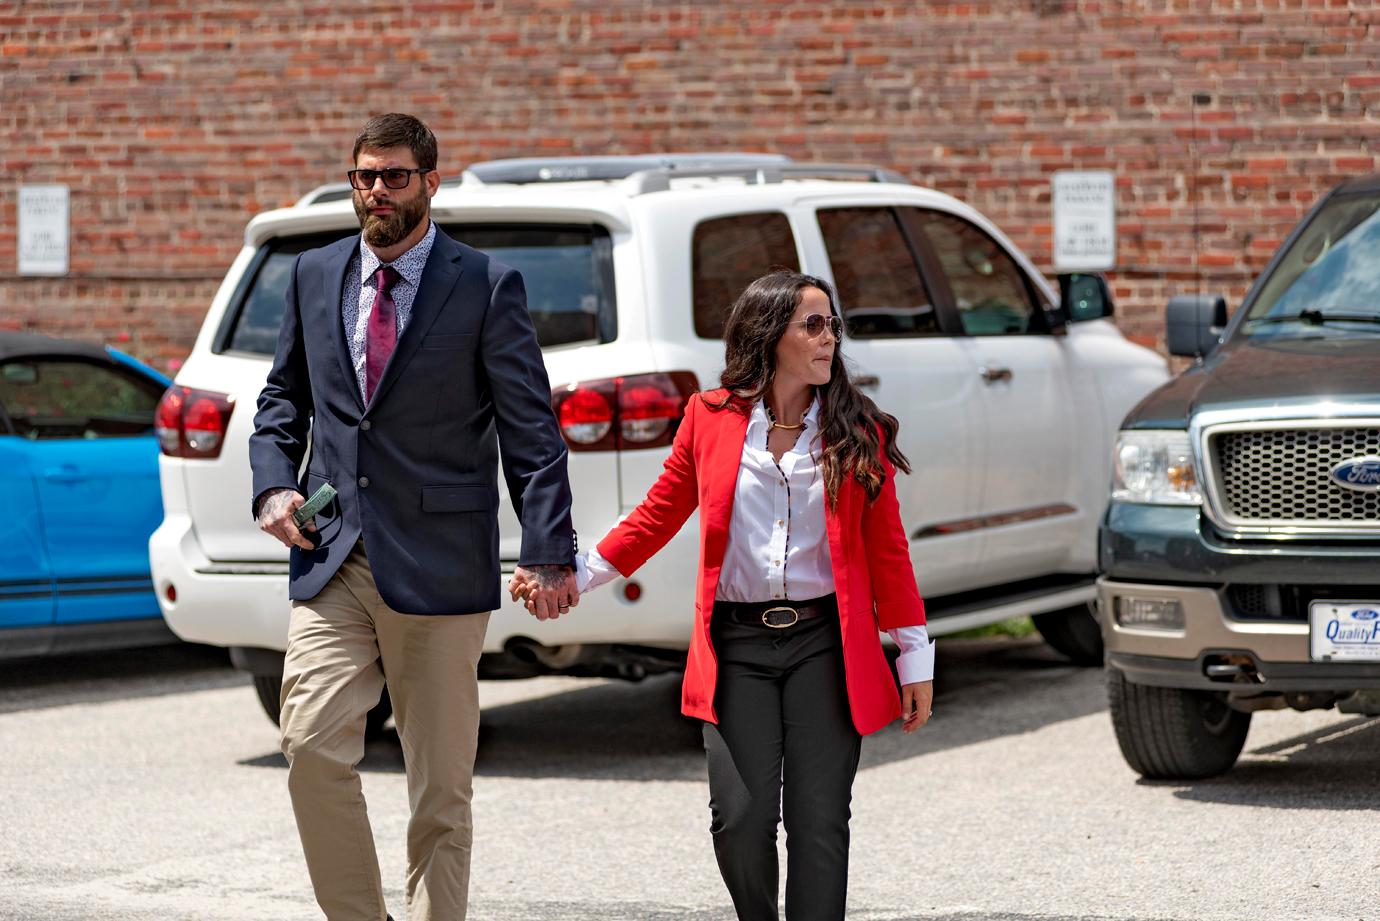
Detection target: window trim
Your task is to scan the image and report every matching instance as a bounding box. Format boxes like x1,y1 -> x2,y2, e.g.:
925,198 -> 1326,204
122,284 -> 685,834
901,207 -> 1055,338
815,204 -> 952,340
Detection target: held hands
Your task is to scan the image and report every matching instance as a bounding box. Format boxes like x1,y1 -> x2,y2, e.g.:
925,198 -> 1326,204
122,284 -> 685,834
508,565 -> 580,621
900,680 -> 934,734
256,487 -> 317,550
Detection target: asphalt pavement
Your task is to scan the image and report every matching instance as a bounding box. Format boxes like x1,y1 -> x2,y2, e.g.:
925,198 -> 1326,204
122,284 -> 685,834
1,637 -> 1376,921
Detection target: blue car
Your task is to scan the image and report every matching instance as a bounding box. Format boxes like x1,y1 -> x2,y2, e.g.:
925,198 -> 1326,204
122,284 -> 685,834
0,332 -> 176,659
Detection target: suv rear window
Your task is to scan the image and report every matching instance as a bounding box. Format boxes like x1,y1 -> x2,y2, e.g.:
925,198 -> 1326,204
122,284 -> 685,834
220,223 -> 617,356
692,212 -> 800,339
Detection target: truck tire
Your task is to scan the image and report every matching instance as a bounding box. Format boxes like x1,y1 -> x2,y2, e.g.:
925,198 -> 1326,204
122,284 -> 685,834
1106,667 -> 1250,779
252,674 -> 393,739
1032,602 -> 1104,666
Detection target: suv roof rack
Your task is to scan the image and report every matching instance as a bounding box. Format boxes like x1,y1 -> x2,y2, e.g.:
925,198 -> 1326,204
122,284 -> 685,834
624,162 -> 911,195
292,154 -> 910,207
463,153 -> 793,186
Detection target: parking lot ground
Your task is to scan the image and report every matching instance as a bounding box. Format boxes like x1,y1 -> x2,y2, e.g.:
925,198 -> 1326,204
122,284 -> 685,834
1,637 -> 1377,921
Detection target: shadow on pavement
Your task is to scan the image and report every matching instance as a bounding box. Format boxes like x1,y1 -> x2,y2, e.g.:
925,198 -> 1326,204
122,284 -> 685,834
0,642 -> 238,714
248,635 -> 1107,781
1162,716 -> 1380,810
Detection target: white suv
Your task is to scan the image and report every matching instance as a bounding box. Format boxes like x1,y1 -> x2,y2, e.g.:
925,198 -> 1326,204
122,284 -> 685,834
150,154 -> 1168,727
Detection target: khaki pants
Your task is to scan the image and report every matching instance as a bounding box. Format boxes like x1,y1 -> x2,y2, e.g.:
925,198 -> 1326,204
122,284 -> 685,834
280,542 -> 490,921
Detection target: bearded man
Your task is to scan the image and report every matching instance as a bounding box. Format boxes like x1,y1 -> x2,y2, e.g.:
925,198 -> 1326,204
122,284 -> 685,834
249,113 -> 579,921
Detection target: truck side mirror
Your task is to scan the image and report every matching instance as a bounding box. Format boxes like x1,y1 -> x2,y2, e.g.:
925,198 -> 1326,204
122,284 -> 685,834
1166,294 -> 1228,358
1057,273 -> 1115,323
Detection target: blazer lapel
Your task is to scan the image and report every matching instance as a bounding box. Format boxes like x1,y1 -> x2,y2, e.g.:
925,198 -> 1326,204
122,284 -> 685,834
366,230 -> 465,410
701,403 -> 751,574
822,433 -> 854,618
323,236 -> 364,413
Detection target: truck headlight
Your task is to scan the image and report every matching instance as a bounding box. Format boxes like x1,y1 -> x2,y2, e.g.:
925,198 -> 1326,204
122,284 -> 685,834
1112,430 -> 1202,505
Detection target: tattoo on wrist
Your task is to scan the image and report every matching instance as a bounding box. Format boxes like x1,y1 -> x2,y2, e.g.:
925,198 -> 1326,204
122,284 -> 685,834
259,490 -> 294,522
530,564 -> 569,590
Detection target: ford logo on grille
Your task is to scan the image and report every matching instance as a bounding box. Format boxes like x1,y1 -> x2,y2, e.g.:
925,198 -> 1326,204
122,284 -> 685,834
1352,609 -> 1380,621
1330,456 -> 1380,492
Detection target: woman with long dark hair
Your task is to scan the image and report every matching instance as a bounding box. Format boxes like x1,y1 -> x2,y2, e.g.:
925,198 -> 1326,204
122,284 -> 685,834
513,269 -> 933,921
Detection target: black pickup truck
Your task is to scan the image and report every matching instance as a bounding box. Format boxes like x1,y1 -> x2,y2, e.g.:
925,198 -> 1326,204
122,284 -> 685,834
1099,174 -> 1380,779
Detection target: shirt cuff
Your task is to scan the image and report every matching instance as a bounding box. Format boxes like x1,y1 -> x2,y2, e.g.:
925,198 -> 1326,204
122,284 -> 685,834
888,624 -> 935,685
575,547 -> 622,594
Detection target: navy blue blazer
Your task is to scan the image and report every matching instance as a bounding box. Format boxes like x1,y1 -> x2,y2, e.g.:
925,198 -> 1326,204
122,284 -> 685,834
249,228 -> 575,615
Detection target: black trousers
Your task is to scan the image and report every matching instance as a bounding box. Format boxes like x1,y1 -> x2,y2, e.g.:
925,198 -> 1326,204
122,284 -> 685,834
704,608 -> 863,921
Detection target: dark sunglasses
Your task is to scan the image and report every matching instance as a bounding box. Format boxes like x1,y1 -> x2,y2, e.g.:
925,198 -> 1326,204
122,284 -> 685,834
788,313 -> 843,338
346,167 -> 432,190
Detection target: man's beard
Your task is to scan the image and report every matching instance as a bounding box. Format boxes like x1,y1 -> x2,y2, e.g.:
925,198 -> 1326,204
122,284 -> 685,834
354,191 -> 429,249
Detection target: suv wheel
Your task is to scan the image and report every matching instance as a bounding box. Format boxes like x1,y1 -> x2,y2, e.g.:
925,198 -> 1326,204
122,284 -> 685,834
252,674 -> 393,739
1106,667 -> 1250,779
1032,601 -> 1104,666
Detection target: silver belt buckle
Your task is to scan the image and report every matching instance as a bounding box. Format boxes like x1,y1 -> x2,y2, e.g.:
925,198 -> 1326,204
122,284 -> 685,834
761,606 -> 799,629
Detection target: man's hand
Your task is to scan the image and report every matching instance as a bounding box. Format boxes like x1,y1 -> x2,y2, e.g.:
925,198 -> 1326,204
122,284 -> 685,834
900,680 -> 934,734
509,565 -> 579,620
256,487 -> 316,550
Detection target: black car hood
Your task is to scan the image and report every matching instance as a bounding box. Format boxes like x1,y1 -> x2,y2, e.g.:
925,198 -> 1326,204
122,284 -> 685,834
1124,334 -> 1380,428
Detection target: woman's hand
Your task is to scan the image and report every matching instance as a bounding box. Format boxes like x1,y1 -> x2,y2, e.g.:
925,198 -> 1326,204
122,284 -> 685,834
900,680 -> 933,734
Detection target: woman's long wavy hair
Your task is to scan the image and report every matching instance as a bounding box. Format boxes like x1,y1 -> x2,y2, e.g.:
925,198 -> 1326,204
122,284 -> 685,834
706,270 -> 911,507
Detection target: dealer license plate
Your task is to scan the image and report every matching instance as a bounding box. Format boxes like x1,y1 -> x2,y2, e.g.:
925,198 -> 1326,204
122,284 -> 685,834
1309,601 -> 1380,662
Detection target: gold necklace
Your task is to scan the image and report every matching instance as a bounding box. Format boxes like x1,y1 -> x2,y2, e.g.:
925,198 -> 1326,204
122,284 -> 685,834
766,405 -> 805,432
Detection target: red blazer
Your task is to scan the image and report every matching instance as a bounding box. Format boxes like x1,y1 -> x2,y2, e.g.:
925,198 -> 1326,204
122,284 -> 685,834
597,389 -> 926,736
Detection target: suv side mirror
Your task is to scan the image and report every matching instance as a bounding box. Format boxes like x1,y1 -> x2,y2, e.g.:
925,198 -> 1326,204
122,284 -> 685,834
1057,273 -> 1115,323
1166,294 -> 1228,358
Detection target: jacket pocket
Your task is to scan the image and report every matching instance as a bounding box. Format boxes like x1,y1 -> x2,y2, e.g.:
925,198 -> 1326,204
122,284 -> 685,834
421,484 -> 493,513
419,333 -> 476,350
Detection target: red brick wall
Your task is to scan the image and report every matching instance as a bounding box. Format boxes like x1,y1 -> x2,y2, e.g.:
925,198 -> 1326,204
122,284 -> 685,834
3,0 -> 1377,370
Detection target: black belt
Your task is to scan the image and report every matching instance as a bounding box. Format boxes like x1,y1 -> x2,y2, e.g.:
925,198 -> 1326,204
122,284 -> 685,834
714,594 -> 837,629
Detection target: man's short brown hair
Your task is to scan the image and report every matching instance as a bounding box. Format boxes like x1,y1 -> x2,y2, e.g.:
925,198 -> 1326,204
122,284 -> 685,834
352,113 -> 438,171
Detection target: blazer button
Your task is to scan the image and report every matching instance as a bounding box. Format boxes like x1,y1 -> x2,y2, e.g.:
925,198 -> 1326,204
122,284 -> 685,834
360,420 -> 372,431
358,476 -> 370,488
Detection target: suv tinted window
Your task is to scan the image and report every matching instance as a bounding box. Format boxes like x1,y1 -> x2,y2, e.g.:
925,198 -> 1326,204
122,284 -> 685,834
226,232 -> 342,355
817,207 -> 936,337
0,358 -> 163,439
222,224 -> 617,356
693,212 -> 799,338
911,210 -> 1038,336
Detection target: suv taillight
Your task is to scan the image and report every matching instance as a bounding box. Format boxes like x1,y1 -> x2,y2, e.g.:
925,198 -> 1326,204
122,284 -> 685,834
156,385 -> 236,459
553,371 -> 698,452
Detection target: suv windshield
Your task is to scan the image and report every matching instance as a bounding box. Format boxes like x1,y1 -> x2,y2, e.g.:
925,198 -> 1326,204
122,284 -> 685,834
1243,189 -> 1380,338
221,223 -> 616,355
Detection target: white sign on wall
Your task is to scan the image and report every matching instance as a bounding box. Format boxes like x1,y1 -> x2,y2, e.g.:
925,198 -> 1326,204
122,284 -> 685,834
1052,170 -> 1116,271
18,184 -> 70,276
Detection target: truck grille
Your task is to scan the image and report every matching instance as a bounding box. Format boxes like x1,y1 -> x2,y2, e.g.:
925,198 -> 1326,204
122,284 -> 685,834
1227,583 -> 1380,622
1210,425 -> 1380,528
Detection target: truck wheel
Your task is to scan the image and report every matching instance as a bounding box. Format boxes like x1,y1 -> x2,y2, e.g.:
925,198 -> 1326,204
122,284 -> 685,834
1106,667 -> 1250,779
252,674 -> 393,739
1032,602 -> 1104,666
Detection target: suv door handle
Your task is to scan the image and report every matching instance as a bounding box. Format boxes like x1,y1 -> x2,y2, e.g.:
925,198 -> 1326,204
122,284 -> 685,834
979,366 -> 1013,384
854,375 -> 880,389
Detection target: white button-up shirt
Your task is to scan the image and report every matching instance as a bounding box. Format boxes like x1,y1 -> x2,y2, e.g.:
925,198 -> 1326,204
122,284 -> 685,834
578,398 -> 934,684
718,397 -> 832,603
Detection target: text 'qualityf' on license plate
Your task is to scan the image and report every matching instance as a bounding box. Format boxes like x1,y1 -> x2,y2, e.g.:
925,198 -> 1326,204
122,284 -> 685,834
1309,601 -> 1380,662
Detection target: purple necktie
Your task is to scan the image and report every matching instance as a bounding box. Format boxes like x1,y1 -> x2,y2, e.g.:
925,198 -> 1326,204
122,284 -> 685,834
365,265 -> 400,403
